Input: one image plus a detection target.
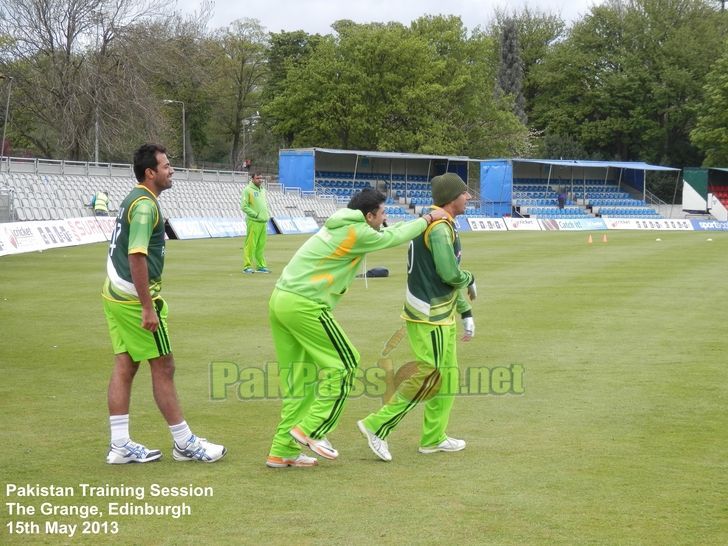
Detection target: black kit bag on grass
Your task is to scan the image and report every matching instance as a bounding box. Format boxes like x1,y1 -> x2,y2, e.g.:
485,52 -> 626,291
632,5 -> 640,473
357,267 -> 389,278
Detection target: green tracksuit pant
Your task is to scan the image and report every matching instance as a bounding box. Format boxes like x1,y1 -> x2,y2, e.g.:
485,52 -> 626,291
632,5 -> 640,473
362,320 -> 459,448
244,218 -> 267,269
268,288 -> 359,458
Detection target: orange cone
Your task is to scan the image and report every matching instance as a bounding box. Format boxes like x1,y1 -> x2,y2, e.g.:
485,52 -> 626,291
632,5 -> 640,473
602,233 -> 608,243
587,234 -> 593,244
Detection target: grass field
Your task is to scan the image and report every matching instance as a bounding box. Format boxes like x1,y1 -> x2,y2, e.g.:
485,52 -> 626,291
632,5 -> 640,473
1,231 -> 727,545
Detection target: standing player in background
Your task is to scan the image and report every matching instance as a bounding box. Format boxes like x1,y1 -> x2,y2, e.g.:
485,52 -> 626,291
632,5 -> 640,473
102,143 -> 226,464
358,173 -> 476,462
241,173 -> 270,274
266,188 -> 449,468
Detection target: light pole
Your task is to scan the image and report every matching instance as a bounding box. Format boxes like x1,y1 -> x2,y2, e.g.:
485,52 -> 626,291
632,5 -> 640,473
162,99 -> 186,168
0,74 -> 13,165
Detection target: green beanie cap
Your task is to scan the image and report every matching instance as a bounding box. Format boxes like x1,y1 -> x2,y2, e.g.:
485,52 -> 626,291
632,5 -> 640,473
431,173 -> 468,206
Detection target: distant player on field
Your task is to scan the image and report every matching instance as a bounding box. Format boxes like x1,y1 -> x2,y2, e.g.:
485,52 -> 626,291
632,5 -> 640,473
102,143 -> 226,464
241,173 -> 270,274
358,173 -> 476,461
266,188 -> 448,468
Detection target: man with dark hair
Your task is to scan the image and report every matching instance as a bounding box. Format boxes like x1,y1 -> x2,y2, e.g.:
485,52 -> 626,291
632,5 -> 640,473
346,187 -> 385,215
241,173 -> 270,274
358,173 -> 476,462
265,188 -> 448,468
102,143 -> 226,464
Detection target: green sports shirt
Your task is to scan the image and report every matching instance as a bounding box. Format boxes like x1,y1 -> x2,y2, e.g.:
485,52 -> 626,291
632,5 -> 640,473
402,218 -> 473,325
102,185 -> 165,303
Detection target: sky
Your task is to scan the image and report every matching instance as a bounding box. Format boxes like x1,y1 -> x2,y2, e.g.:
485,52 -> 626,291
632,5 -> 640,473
177,0 -> 602,34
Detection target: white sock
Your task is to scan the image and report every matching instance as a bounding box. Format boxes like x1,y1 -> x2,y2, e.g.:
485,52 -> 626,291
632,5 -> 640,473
110,414 -> 130,446
170,421 -> 193,447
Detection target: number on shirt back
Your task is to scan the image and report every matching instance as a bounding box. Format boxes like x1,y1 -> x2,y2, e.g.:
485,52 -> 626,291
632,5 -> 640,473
108,207 -> 124,257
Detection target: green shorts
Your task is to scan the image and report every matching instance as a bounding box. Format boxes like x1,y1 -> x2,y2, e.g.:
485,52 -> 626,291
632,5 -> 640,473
103,297 -> 172,362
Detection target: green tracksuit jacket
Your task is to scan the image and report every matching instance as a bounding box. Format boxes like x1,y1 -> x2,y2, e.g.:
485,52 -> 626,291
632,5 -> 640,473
275,208 -> 428,308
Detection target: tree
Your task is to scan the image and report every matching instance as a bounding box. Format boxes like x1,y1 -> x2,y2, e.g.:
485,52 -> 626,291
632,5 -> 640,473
529,0 -> 726,166
204,19 -> 268,169
0,0 -> 169,160
263,30 -> 324,147
539,132 -> 590,159
265,21 -> 452,151
155,11 -> 217,167
263,17 -> 530,158
691,41 -> 728,165
496,18 -> 527,124
0,0 -> 217,163
491,7 -> 565,129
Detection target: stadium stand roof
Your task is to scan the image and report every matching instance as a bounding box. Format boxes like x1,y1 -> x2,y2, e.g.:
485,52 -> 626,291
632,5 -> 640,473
304,147 -> 471,162
510,159 -> 680,172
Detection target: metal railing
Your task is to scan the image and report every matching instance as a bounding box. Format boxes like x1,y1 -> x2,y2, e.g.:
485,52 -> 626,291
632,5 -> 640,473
645,188 -> 668,207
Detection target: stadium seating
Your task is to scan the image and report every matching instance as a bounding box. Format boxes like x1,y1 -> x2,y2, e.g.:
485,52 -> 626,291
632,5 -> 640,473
709,185 -> 728,206
595,207 -> 662,218
513,178 -> 662,219
314,171 -> 429,209
0,169 -> 341,225
1,168 -> 666,224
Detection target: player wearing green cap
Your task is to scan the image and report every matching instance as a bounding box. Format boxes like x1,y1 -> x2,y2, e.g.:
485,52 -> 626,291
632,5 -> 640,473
358,173 -> 476,462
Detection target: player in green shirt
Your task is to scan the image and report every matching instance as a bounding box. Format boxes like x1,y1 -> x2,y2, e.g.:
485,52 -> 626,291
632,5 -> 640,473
266,188 -> 448,468
102,143 -> 226,464
241,173 -> 270,273
358,173 -> 476,461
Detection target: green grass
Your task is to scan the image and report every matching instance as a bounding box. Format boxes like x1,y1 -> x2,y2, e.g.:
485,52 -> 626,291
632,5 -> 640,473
1,231 -> 727,545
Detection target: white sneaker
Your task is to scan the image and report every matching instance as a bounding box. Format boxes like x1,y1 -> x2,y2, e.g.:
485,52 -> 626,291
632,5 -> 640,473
357,420 -> 392,462
106,440 -> 162,464
289,426 -> 338,460
418,436 -> 466,454
172,435 -> 227,462
265,453 -> 318,468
